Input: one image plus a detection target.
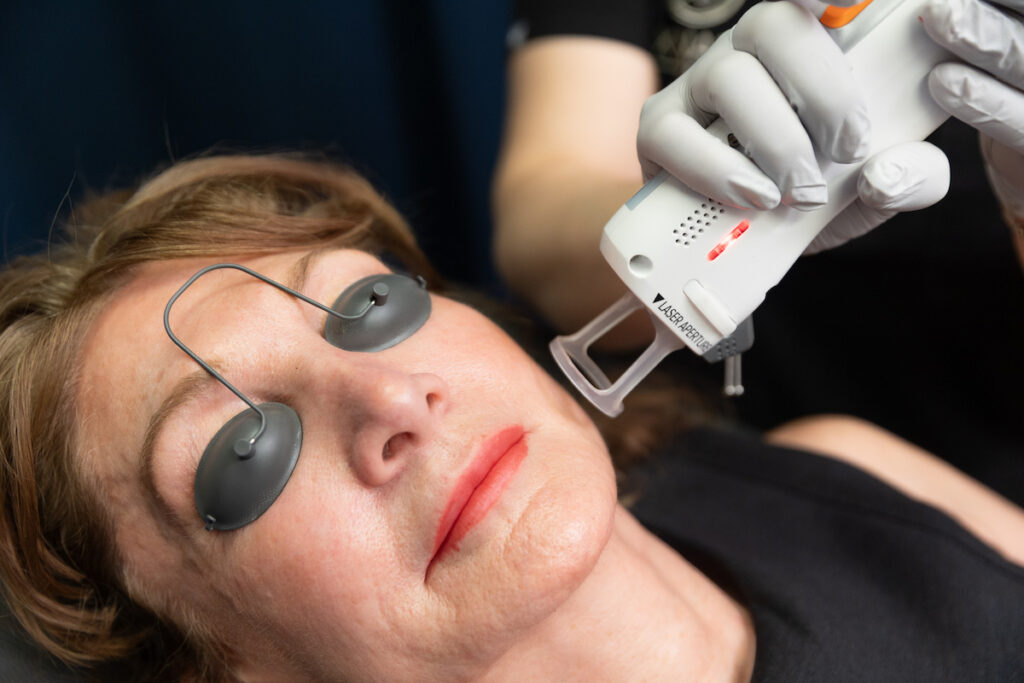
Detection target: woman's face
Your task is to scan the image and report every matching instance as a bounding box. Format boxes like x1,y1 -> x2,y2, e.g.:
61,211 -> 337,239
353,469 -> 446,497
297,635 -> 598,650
75,248 -> 617,680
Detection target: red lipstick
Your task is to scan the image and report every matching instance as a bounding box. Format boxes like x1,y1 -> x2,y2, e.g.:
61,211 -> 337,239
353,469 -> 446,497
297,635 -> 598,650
431,426 -> 528,564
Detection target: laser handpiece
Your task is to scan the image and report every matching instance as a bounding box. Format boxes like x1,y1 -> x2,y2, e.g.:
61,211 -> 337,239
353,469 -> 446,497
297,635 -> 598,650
550,0 -> 952,417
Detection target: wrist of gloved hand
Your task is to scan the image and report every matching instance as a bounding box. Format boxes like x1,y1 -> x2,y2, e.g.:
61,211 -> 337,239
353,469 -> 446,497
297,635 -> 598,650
981,134 -> 1024,267
922,0 -> 1024,217
981,134 -> 1024,219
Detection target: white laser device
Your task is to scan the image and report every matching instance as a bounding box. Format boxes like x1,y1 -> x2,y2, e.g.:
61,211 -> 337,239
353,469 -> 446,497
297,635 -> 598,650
550,0 -> 952,417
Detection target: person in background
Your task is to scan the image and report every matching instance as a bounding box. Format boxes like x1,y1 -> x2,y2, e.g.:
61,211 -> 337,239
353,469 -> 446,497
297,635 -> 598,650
493,0 -> 1024,503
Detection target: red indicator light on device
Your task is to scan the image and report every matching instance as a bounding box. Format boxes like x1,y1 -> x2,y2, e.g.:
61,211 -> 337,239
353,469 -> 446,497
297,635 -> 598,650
707,220 -> 750,261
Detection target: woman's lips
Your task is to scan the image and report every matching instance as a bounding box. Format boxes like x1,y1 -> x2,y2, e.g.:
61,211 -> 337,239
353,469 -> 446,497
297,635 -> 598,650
431,425 -> 528,564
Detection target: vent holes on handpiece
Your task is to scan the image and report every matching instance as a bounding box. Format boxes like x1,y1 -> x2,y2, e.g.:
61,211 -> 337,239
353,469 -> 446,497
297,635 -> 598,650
673,198 -> 725,248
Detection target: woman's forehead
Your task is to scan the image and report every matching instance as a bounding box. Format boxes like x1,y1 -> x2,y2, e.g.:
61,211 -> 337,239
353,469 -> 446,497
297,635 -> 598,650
74,265 -> 199,484
74,248 -> 387,457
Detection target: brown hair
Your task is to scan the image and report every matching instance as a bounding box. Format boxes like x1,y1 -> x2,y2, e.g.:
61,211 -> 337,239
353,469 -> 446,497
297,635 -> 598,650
0,154 -> 437,681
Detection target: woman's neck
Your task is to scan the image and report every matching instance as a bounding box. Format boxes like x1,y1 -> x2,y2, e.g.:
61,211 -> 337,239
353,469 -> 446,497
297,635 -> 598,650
482,505 -> 755,682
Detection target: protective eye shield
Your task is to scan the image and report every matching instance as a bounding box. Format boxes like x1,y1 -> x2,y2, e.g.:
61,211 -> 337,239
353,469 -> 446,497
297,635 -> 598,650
162,263 -> 431,531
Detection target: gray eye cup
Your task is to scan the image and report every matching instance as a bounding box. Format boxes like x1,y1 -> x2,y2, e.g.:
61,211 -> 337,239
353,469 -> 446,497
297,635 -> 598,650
162,263 -> 431,531
324,272 -> 431,352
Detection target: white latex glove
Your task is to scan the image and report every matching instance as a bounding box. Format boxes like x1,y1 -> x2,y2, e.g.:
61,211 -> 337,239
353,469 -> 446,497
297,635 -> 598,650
921,0 -> 1024,217
636,1 -> 950,253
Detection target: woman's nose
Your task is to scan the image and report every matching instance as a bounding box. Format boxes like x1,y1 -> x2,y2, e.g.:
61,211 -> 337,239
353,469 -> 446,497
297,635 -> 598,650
333,365 -> 450,487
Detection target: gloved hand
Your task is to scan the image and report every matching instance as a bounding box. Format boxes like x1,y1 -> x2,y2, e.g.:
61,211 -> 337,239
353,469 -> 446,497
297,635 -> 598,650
921,0 -> 1024,219
636,0 -> 950,254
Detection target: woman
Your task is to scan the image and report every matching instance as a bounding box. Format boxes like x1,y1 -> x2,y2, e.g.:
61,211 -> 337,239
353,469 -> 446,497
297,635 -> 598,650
1,154 -> 1022,681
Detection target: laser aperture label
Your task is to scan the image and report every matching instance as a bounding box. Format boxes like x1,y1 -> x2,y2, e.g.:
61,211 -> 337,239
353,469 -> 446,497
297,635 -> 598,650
652,293 -> 712,353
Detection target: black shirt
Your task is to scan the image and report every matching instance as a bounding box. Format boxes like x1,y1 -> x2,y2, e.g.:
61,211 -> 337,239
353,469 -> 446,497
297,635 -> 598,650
627,428 -> 1024,682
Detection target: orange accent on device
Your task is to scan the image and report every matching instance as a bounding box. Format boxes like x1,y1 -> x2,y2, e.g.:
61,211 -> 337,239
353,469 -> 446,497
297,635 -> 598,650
820,0 -> 875,28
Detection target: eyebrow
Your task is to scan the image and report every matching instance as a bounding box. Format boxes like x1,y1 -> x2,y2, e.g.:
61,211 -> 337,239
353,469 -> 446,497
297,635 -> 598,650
140,368 -> 219,535
138,251 -> 328,532
286,248 -> 327,294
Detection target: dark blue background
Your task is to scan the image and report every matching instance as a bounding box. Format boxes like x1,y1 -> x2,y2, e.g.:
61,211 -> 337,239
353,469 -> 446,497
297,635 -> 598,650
1,0 -> 511,288
1,4 -> 511,676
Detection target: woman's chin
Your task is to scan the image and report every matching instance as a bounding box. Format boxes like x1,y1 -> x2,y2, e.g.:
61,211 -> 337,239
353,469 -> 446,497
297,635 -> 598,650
430,452 -> 617,638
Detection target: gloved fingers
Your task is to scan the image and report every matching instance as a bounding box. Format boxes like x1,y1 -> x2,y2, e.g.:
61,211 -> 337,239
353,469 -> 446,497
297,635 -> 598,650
637,34 -> 733,141
856,141 -> 951,212
692,49 -> 827,209
804,142 -> 950,254
731,1 -> 871,164
636,109 -> 781,208
928,63 -> 1024,154
922,0 -> 1024,221
921,0 -> 1024,90
804,200 -> 895,254
637,37 -> 737,183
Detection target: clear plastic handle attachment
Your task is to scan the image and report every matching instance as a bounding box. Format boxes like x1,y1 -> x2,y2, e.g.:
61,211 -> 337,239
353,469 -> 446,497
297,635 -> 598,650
549,293 -> 684,417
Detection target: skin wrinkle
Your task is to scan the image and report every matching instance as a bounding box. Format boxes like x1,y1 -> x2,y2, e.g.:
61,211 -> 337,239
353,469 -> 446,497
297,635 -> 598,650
117,461 -> 227,643
450,440 -> 592,680
205,529 -> 305,676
